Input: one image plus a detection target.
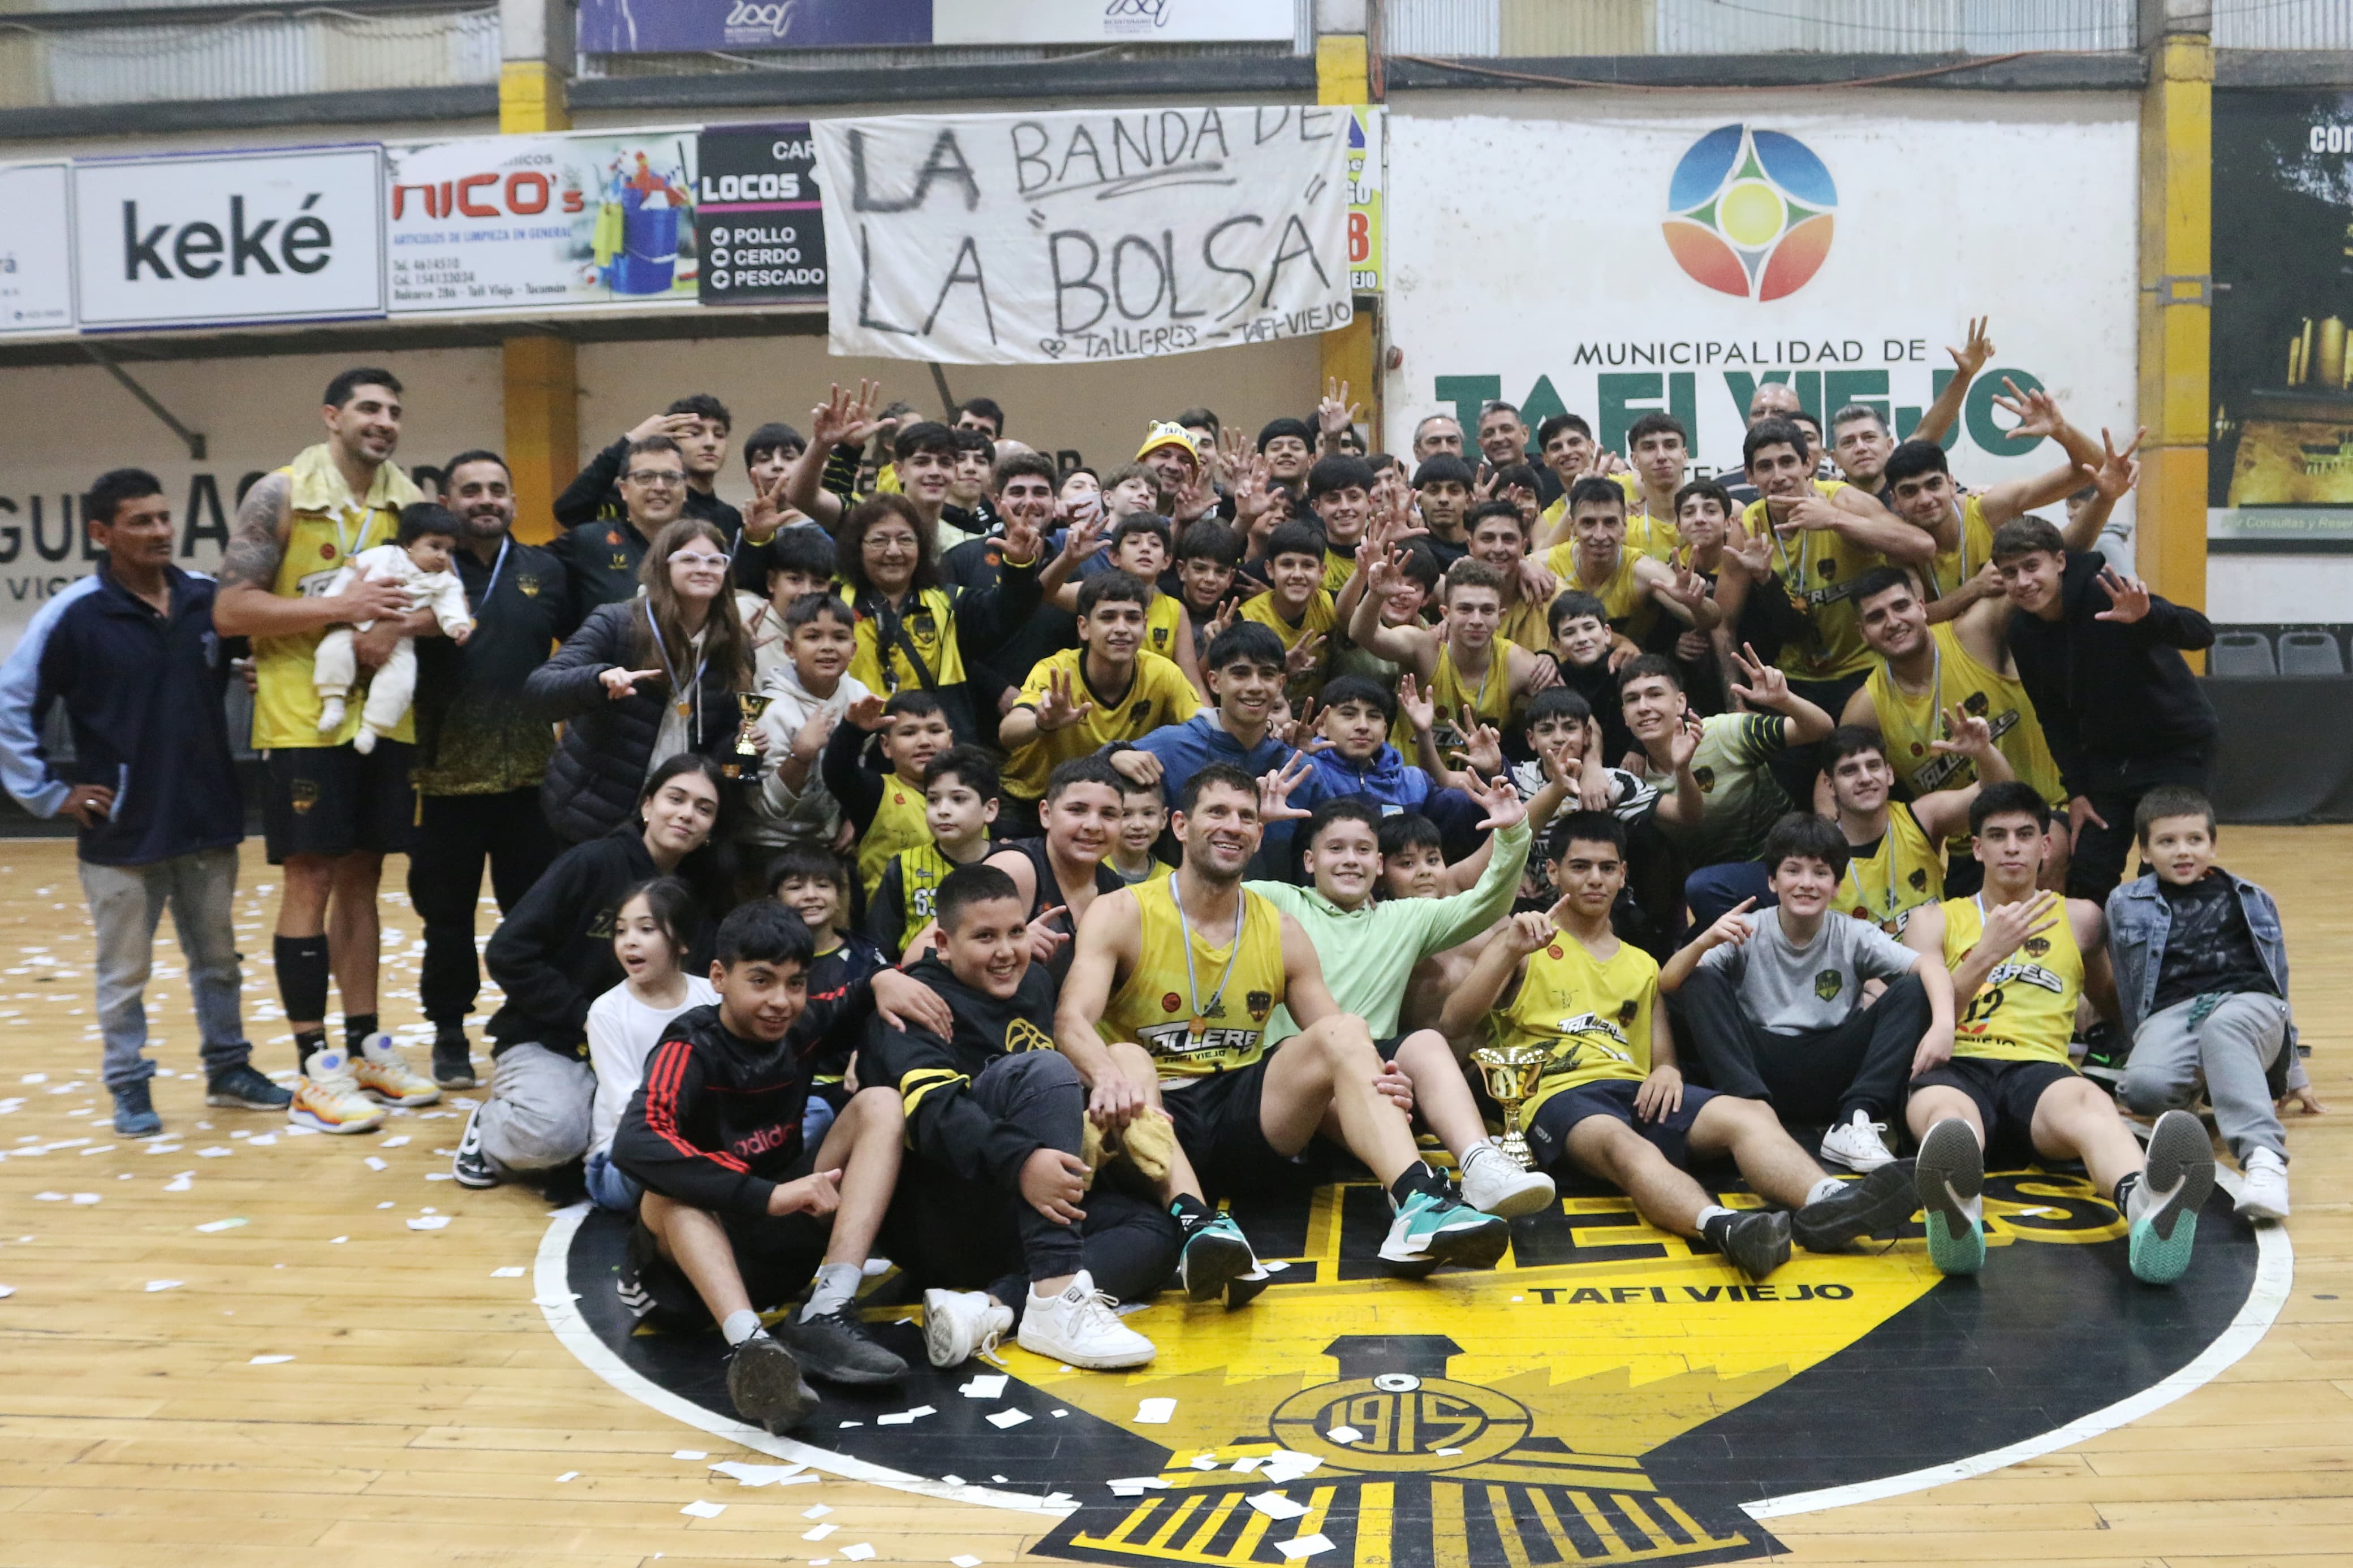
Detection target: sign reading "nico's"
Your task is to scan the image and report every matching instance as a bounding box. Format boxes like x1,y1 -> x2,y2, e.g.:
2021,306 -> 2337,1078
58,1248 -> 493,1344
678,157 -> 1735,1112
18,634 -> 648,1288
71,146 -> 386,330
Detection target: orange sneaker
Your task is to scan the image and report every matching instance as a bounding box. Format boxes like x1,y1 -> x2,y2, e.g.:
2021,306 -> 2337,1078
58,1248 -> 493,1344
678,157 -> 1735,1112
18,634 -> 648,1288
289,1046 -> 387,1134
351,1032 -> 441,1107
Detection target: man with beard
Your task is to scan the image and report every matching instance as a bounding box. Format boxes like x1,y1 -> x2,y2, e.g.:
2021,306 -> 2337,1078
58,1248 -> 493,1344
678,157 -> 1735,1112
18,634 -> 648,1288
408,450 -> 581,1086
1056,763 -> 1511,1307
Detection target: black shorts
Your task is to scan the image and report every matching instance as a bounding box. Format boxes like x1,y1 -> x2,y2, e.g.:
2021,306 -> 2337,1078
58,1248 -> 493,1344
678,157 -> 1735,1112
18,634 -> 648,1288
1910,1056 -> 2080,1164
622,1150 -> 829,1328
262,741 -> 417,863
1160,1058 -> 1291,1199
1526,1078 -> 1720,1173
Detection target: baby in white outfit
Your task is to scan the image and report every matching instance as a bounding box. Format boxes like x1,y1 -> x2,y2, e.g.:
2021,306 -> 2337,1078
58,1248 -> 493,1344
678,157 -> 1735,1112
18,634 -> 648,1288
313,506 -> 475,754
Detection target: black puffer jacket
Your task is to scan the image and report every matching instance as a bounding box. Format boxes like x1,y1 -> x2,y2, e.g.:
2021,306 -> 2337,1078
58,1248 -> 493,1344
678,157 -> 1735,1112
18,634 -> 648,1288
527,599 -> 742,844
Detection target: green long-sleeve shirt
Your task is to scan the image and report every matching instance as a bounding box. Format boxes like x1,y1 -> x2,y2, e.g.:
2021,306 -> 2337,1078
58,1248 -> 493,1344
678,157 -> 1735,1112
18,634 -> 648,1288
1248,818 -> 1532,1044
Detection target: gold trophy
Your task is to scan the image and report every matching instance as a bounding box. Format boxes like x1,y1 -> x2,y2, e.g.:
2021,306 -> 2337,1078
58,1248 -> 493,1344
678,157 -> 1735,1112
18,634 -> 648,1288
1471,1045 -> 1559,1171
725,693 -> 773,780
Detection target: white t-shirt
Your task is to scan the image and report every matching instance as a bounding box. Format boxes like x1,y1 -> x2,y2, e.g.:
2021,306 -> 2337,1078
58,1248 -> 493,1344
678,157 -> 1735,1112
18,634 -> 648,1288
585,975 -> 718,1156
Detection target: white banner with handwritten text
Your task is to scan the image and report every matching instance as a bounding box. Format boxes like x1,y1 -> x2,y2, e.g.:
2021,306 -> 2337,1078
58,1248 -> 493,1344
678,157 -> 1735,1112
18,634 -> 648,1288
813,106 -> 1352,365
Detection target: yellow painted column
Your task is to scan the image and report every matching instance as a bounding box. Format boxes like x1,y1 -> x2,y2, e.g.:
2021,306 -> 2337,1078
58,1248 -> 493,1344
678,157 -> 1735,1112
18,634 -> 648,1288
1317,34 -> 1380,446
2136,32 -> 2212,624
499,57 -> 576,543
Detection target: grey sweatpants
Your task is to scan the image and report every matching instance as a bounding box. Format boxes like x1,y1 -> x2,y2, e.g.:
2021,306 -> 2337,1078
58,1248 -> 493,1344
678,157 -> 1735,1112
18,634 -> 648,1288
476,1042 -> 595,1176
2122,994 -> 2290,1163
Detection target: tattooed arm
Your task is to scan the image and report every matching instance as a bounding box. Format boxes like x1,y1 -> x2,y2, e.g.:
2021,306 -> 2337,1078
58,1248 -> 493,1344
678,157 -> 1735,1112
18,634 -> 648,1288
209,473 -> 413,640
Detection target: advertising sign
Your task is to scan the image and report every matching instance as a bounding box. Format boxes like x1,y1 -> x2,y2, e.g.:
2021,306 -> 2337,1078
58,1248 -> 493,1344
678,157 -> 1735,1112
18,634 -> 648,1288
815,105 -> 1354,365
577,0 -> 926,54
1382,103 -> 2137,492
71,146 -> 385,330
932,0 -> 1295,44
385,132 -> 699,314
695,122 -> 828,306
2210,90 -> 2353,545
1347,105 -> 1383,293
0,163 -> 73,336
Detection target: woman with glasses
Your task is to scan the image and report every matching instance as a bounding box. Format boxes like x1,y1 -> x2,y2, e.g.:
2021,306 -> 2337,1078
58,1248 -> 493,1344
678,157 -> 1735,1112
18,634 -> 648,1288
529,517 -> 754,845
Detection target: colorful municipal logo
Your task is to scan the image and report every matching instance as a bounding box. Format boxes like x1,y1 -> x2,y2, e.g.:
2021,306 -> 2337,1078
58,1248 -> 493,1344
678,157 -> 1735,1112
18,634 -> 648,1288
1663,123 -> 1837,301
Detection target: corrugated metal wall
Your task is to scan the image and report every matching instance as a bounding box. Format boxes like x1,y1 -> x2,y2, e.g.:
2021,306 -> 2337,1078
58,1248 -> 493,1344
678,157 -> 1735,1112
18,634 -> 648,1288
0,7 -> 497,109
2214,0 -> 2353,50
1387,0 -> 2149,54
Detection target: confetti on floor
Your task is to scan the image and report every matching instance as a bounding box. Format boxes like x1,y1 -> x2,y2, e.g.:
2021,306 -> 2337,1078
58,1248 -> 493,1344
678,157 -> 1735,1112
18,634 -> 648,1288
1247,1493 -> 1308,1521
248,1354 -> 295,1365
841,1545 -> 874,1561
959,1373 -> 1007,1398
1134,1398 -> 1176,1424
1275,1535 -> 1334,1559
984,1409 -> 1031,1429
195,1218 -> 245,1233
491,1266 -> 525,1278
555,1471 -> 579,1483
680,1500 -> 726,1519
143,1280 -> 183,1293
406,1216 -> 451,1230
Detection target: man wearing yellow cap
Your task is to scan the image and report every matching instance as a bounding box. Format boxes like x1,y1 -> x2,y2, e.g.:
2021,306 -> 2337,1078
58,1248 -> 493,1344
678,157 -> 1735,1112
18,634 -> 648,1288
1136,422 -> 1214,525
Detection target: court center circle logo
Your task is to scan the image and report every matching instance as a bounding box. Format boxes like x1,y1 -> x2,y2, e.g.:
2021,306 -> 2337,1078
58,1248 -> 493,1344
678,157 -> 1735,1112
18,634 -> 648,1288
544,1160 -> 2285,1567
1662,124 -> 1838,302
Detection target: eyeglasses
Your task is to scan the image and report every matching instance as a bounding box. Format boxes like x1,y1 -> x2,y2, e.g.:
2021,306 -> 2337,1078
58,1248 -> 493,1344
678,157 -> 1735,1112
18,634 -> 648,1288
626,470 -> 686,488
670,552 -> 730,569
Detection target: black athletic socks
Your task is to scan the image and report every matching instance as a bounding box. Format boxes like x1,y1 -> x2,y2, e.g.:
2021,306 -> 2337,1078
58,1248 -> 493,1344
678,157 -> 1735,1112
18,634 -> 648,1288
1169,1193 -> 1212,1233
292,1027 -> 328,1069
1389,1161 -> 1449,1207
2114,1172 -> 2141,1213
344,1012 -> 378,1049
273,935 -> 330,1026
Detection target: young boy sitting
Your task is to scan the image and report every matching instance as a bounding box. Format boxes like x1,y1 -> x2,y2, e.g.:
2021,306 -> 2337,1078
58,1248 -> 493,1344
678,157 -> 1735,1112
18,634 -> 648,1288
1660,813 -> 1954,1174
2110,786 -> 2309,1221
312,502 -> 473,754
823,688 -> 955,901
611,900 -> 910,1433
867,746 -> 1000,961
754,592 -> 873,852
1438,813 -> 1919,1279
866,865 -> 1174,1371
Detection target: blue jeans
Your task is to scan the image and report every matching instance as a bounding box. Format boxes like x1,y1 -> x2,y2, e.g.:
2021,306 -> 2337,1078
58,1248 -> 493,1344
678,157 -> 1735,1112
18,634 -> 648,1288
77,848 -> 251,1092
585,1148 -> 642,1211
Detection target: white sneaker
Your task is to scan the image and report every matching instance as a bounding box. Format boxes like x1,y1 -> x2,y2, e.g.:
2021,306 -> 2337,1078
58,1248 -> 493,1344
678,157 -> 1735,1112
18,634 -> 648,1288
288,1046 -> 386,1134
1819,1110 -> 1895,1173
923,1288 -> 1013,1369
1016,1271 -> 1154,1370
1459,1144 -> 1557,1219
2236,1147 -> 2290,1221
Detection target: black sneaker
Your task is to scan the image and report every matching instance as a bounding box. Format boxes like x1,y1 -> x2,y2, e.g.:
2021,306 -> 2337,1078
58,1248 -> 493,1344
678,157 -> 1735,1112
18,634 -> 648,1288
1792,1162 -> 1919,1252
2078,1020 -> 2130,1086
1703,1208 -> 1792,1280
726,1332 -> 820,1433
450,1105 -> 497,1189
1176,1211 -> 1258,1303
772,1303 -> 908,1385
432,1031 -> 477,1089
205,1063 -> 294,1111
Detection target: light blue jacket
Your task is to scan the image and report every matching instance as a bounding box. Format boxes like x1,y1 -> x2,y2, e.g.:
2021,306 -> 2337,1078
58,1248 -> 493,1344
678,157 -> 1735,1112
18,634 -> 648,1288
2105,871 -> 2294,1046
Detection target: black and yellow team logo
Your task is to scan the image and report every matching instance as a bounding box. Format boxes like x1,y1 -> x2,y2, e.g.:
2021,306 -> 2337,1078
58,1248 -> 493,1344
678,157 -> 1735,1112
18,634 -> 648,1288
288,778 -> 320,816
1908,867 -> 1930,892
515,572 -> 542,598
2024,936 -> 2052,958
1813,969 -> 1843,1001
557,1154 -> 2270,1568
1247,991 -> 1274,1023
1962,690 -> 1990,716
1005,1018 -> 1056,1054
1691,766 -> 1716,793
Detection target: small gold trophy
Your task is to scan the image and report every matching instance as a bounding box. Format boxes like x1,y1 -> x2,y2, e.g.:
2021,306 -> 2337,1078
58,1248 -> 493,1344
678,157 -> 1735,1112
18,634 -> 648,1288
726,693 -> 773,780
1471,1045 -> 1558,1171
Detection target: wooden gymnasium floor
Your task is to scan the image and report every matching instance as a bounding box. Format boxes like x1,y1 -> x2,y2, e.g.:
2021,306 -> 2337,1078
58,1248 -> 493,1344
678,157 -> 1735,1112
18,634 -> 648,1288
1,828 -> 2348,1568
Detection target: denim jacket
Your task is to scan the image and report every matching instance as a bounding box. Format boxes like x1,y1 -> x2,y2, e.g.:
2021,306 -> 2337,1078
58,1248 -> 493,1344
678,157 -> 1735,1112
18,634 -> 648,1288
2105,871 -> 2296,1049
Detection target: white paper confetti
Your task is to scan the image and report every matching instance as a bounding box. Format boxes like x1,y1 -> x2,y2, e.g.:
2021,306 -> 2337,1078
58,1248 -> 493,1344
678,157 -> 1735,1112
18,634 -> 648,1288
406,1216 -> 451,1230
381,1136 -> 410,1148
803,1524 -> 839,1541
71,1193 -> 100,1205
680,1500 -> 726,1519
877,1404 -> 937,1425
364,1156 -> 388,1172
163,1173 -> 193,1192
1276,1535 -> 1334,1560
0,1285 -> 12,1298
802,1505 -> 833,1519
959,1373 -> 1009,1399
329,1236 -> 348,1244
195,1218 -> 245,1232
1231,1456 -> 1264,1473
673,1449 -> 709,1460
491,1266 -> 525,1278
144,1280 -> 184,1293
1247,1493 -> 1309,1521
985,1409 -> 1032,1429
247,1134 -> 277,1147
555,1471 -> 579,1483
197,1146 -> 232,1158
32,1192 -> 62,1202
952,1557 -> 984,1566
1108,1478 -> 1169,1496
841,1546 -> 875,1562
249,1354 -> 295,1364
1134,1398 -> 1176,1424
1324,1427 -> 1362,1445
375,1202 -> 393,1210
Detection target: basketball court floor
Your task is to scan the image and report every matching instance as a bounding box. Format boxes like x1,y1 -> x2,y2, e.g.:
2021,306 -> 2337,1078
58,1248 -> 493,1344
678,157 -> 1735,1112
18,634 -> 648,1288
1,827 -> 2345,1568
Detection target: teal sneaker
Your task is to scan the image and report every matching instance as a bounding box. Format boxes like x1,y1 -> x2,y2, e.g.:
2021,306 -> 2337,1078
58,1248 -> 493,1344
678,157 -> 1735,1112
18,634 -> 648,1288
1379,1189 -> 1510,1272
1914,1118 -> 1986,1276
110,1080 -> 162,1138
1177,1211 -> 1259,1303
2127,1110 -> 2216,1286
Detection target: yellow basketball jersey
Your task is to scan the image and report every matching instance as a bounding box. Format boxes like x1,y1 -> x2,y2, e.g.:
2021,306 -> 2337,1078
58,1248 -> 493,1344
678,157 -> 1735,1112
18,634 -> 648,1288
1542,543 -> 1658,644
1238,586 -> 1337,702
1389,636 -> 1521,751
1100,879 -> 1288,1079
1865,622 -> 2066,851
1745,480 -> 1876,681
1830,802 -> 1943,935
882,841 -> 964,954
1485,932 -> 1659,1122
856,774 -> 934,899
251,447 -> 418,750
1924,494 -> 1996,603
1143,593 -> 1186,663
1002,647 -> 1199,802
1499,588 -> 1552,656
1941,893 -> 2083,1064
1615,470 -> 1681,562
848,585 -> 966,699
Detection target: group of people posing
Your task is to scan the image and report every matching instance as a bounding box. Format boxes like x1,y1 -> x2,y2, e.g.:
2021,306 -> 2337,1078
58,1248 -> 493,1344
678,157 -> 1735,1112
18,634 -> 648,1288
0,330 -> 2314,1436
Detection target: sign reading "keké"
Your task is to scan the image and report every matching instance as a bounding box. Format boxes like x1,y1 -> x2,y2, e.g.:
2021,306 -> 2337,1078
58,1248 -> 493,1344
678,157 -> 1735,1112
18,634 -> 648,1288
814,106 -> 1353,365
70,145 -> 385,329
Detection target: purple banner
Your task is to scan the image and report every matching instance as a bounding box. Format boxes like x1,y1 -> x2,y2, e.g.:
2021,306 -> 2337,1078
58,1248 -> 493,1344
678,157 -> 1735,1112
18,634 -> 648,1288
579,0 -> 930,55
